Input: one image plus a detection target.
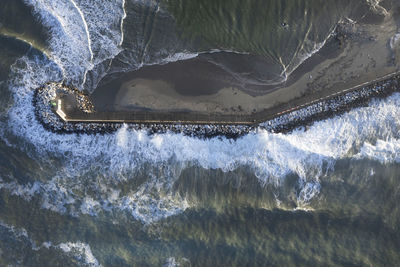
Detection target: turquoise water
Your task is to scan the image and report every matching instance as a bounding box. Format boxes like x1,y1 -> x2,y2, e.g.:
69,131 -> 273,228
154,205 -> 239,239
0,0 -> 400,266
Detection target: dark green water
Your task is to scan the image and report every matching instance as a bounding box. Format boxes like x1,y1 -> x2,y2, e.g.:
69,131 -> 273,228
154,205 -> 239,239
0,0 -> 400,266
106,0 -> 369,88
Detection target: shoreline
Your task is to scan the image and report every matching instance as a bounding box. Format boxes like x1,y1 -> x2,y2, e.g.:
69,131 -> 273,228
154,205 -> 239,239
91,14 -> 400,119
33,72 -> 400,138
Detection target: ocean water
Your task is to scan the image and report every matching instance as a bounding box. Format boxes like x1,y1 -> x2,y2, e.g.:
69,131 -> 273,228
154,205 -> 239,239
0,0 -> 400,266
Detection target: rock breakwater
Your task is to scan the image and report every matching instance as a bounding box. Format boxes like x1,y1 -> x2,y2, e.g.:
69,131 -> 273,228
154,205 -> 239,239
261,74 -> 400,133
33,74 -> 400,138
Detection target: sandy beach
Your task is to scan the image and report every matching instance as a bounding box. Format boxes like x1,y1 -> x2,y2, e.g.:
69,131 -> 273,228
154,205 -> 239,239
91,3 -> 400,120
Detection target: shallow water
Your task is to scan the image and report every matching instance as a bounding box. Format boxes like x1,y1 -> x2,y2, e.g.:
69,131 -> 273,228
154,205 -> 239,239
1,0 -> 400,266
97,0 -> 366,93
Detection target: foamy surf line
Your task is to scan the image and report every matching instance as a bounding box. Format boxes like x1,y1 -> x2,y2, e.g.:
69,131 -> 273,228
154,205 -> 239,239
3,0 -> 400,223
0,220 -> 100,266
6,55 -> 400,180
4,55 -> 400,222
23,0 -> 125,89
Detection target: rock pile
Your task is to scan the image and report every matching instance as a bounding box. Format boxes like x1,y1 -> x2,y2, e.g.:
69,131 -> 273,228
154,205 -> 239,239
260,75 -> 400,133
33,82 -> 95,133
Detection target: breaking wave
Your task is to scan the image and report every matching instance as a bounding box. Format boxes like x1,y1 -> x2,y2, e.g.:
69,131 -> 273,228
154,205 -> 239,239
0,221 -> 101,266
58,242 -> 101,267
1,0 -> 400,223
23,0 -> 125,88
3,52 -> 400,222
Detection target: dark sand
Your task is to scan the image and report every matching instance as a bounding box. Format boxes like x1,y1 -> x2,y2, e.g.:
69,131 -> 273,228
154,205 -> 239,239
91,10 -> 400,118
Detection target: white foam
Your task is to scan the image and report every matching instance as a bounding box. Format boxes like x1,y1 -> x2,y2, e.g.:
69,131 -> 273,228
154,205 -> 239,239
281,25 -> 337,82
0,170 -> 188,223
162,257 -> 178,267
297,180 -> 321,207
116,123 -> 128,148
69,0 -> 93,63
160,52 -> 199,64
0,179 -> 75,214
162,257 -> 191,267
58,242 -> 101,267
68,0 -> 93,86
366,0 -> 389,16
0,221 -> 29,240
389,33 -> 400,50
357,138 -> 400,164
117,176 -> 190,224
120,0 -> 127,46
23,0 -> 125,89
1,219 -> 100,265
0,221 -> 51,252
80,197 -> 101,216
3,0 -> 400,221
5,56 -> 400,213
127,51 -> 200,72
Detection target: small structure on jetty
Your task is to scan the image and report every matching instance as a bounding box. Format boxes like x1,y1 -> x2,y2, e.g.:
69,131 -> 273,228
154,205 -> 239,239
34,73 -> 400,138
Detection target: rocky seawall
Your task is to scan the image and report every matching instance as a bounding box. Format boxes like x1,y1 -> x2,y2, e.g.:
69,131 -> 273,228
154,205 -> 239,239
260,73 -> 400,133
33,74 -> 400,138
33,82 -> 256,138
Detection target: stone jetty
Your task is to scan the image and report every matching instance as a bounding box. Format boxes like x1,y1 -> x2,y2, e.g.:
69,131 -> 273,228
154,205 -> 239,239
33,73 -> 400,138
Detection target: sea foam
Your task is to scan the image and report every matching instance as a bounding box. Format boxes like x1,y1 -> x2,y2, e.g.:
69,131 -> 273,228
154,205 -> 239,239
2,0 -> 400,223
0,221 -> 100,266
58,242 -> 101,267
23,0 -> 125,88
4,52 -> 400,221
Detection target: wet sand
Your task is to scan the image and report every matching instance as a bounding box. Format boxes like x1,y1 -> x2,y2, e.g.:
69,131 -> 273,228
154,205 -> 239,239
91,8 -> 400,119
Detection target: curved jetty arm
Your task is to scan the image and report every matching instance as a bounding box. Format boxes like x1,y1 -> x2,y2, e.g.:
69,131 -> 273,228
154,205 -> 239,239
33,73 -> 400,137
